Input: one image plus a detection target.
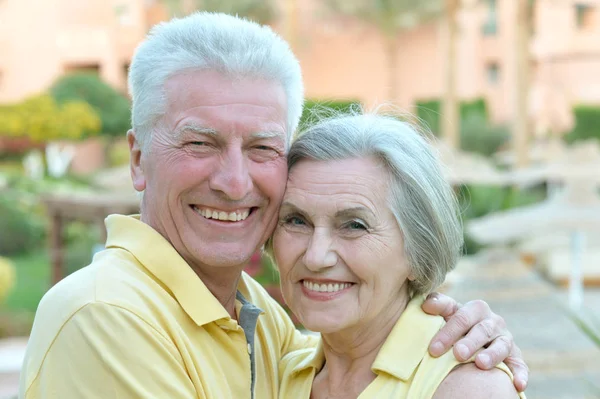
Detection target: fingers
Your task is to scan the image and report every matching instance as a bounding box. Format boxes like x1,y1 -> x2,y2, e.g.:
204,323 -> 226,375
503,344 -> 529,392
472,334 -> 512,368
422,292 -> 462,319
428,299 -> 489,357
456,313 -> 509,363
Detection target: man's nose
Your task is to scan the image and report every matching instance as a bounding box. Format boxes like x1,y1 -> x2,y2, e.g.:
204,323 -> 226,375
302,229 -> 337,272
209,147 -> 253,201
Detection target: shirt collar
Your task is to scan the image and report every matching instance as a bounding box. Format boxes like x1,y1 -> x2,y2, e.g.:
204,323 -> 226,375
370,295 -> 444,380
289,295 -> 443,381
104,214 -> 235,327
289,338 -> 326,375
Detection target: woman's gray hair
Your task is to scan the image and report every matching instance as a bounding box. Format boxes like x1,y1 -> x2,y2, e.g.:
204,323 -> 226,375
128,12 -> 303,148
287,110 -> 464,296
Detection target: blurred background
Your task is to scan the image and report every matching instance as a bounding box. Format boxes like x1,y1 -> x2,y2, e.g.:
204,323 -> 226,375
0,0 -> 599,398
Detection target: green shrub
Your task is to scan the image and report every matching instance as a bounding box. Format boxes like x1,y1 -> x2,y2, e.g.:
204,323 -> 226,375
415,99 -> 441,135
50,73 -> 131,137
564,105 -> 600,143
415,98 -> 489,136
0,195 -> 46,256
460,114 -> 510,156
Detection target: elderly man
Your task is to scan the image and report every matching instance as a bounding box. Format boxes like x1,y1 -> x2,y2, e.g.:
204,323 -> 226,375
20,13 -> 527,399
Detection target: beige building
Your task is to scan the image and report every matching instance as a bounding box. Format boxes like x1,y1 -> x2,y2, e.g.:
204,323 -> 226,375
285,0 -> 600,128
0,0 -> 159,102
1,0 -> 600,131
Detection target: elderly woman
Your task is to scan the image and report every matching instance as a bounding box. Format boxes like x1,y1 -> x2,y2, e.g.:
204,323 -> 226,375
272,113 -> 526,398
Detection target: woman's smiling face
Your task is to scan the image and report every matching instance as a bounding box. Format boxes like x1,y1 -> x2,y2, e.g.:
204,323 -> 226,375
273,157 -> 413,334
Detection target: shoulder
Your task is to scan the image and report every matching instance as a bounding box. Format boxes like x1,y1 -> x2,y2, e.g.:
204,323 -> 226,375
432,363 -> 521,399
37,247 -> 154,318
29,248 -> 170,360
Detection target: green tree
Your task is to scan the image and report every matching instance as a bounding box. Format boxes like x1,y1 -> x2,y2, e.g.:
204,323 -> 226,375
159,0 -> 277,24
50,73 -> 131,137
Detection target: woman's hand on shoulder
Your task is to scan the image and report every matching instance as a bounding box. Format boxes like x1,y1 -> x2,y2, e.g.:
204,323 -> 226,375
432,363 -> 521,399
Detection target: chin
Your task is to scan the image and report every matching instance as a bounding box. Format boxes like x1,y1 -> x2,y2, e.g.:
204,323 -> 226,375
301,314 -> 347,334
194,247 -> 256,269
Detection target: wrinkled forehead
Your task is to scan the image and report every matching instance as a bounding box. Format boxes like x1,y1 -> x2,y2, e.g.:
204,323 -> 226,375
158,69 -> 288,141
284,157 -> 391,209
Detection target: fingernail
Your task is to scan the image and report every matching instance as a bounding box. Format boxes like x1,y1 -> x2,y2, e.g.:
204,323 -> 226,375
478,353 -> 491,368
456,344 -> 469,360
430,341 -> 444,355
520,380 -> 527,392
426,293 -> 439,302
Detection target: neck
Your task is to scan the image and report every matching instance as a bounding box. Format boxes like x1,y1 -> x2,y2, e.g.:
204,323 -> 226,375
313,294 -> 410,398
140,212 -> 245,319
189,262 -> 243,319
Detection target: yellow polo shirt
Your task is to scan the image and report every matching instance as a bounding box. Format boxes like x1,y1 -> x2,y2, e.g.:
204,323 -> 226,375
20,214 -> 315,399
279,296 -> 526,399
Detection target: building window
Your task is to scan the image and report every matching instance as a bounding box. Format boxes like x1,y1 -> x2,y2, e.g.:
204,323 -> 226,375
115,4 -> 133,26
64,64 -> 101,75
486,62 -> 500,84
122,63 -> 131,95
575,3 -> 596,30
482,0 -> 498,36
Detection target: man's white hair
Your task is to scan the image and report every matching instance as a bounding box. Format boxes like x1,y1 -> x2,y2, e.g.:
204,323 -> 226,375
128,12 -> 304,148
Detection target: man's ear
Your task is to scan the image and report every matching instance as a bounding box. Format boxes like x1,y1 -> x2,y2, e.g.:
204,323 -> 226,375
127,129 -> 146,192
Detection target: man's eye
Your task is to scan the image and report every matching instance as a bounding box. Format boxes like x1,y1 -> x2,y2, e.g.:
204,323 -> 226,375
254,145 -> 276,152
190,141 -> 209,146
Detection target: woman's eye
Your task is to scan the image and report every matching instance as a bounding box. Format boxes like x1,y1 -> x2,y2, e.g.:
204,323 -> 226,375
285,216 -> 305,226
345,220 -> 367,231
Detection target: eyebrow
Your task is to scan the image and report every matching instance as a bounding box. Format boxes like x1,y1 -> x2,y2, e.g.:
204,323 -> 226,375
173,123 -> 218,139
335,207 -> 375,220
251,131 -> 286,140
173,124 -> 284,142
280,203 -> 375,220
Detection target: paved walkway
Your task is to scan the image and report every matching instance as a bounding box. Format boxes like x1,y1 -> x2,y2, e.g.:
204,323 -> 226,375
444,250 -> 600,399
0,337 -> 26,399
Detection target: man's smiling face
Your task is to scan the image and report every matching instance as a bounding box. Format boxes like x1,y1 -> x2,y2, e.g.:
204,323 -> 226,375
130,69 -> 289,270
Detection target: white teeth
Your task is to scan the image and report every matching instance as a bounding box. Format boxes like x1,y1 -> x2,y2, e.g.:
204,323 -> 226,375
193,206 -> 251,222
303,281 -> 352,293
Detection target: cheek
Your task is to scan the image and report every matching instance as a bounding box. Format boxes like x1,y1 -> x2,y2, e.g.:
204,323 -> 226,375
273,229 -> 305,276
252,159 -> 288,200
272,229 -> 292,273
342,238 -> 400,284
